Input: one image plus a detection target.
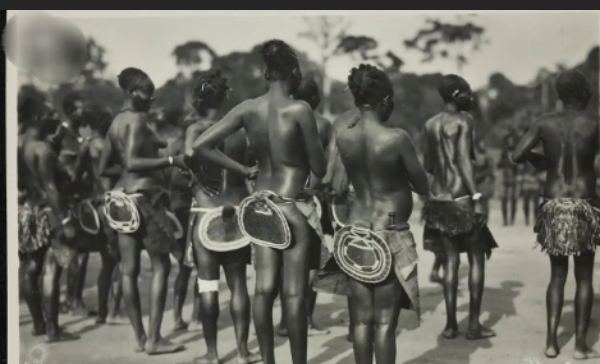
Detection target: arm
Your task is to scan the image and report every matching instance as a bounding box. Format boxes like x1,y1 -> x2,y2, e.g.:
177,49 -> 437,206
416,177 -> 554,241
456,118 -> 478,195
422,129 -> 433,174
511,120 -> 541,164
126,116 -> 173,172
398,131 -> 430,195
37,146 -> 68,228
191,102 -> 250,177
74,140 -> 91,181
485,155 -> 496,181
297,104 -> 327,178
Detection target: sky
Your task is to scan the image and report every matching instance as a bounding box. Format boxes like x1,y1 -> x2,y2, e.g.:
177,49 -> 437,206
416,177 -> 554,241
32,11 -> 600,90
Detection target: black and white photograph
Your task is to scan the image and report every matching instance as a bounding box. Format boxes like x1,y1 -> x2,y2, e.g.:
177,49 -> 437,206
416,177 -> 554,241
6,10 -> 600,364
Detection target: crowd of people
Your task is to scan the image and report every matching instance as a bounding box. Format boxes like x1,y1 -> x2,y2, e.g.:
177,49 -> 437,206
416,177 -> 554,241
17,38 -> 600,364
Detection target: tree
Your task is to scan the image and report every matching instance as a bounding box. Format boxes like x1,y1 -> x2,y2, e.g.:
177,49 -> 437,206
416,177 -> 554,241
298,16 -> 404,117
172,41 -> 218,79
404,15 -> 487,72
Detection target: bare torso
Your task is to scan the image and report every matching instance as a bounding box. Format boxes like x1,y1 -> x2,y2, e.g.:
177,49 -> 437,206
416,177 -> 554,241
335,114 -> 414,228
186,119 -> 250,207
424,111 -> 475,198
87,136 -> 118,199
107,111 -> 167,193
242,94 -> 316,198
533,111 -> 598,198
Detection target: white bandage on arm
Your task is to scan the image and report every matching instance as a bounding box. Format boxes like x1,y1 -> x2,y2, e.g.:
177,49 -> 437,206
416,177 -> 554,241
197,278 -> 219,293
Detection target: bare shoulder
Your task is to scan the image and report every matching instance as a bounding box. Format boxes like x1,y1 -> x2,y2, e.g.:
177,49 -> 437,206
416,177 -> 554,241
333,109 -> 359,130
315,113 -> 331,127
289,99 -> 314,118
424,112 -> 443,131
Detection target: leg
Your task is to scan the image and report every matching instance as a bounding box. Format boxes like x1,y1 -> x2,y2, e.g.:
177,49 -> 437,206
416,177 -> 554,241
193,227 -> 223,364
189,279 -> 202,329
510,185 -> 518,226
307,269 -> 329,335
275,269 -> 288,337
280,204 -> 313,364
440,237 -> 460,339
96,249 -> 117,323
573,251 -> 599,360
349,279 -> 374,364
464,232 -> 495,340
347,297 -> 354,342
42,247 -> 75,342
523,191 -> 531,226
253,245 -> 282,364
545,254 -> 569,358
22,250 -> 47,335
429,254 -> 444,283
107,264 -> 124,323
145,250 -> 183,355
117,234 -> 147,352
501,184 -> 509,226
223,257 -> 261,364
373,277 -> 403,364
173,258 -> 192,332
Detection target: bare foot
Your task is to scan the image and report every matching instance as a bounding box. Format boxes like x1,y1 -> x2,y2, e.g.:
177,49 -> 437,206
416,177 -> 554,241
544,344 -> 559,358
193,353 -> 220,364
188,321 -> 203,332
275,325 -> 288,337
442,326 -> 459,339
145,338 -> 185,355
32,323 -> 46,336
46,330 -> 80,343
429,272 -> 442,284
466,326 -> 496,340
308,325 -> 330,336
70,302 -> 91,317
573,347 -> 600,360
237,352 -> 262,364
173,320 -> 189,332
133,336 -> 147,353
106,316 -> 129,325
59,301 -> 71,314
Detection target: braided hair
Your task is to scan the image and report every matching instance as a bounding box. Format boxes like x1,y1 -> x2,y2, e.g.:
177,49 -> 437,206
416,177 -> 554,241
260,39 -> 299,81
555,70 -> 592,108
191,70 -> 231,114
347,64 -> 393,108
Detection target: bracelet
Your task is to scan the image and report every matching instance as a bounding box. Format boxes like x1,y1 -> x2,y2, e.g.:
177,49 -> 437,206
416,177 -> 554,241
168,156 -> 174,166
472,192 -> 483,201
61,216 -> 71,225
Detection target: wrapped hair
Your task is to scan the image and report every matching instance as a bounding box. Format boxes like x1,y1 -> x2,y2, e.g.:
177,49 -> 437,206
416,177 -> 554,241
347,64 -> 393,108
260,39 -> 299,79
118,67 -> 154,94
438,74 -> 471,103
192,70 -> 231,110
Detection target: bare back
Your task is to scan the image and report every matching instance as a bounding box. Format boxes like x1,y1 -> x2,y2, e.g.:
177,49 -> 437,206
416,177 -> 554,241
518,111 -> 599,198
107,110 -> 167,193
242,94 -> 319,198
88,137 -> 117,197
335,115 -> 419,226
424,111 -> 476,198
186,119 -> 251,207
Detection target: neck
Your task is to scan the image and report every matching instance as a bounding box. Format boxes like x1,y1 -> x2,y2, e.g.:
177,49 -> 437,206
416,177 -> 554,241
203,108 -> 220,120
268,81 -> 291,97
443,103 -> 459,113
359,108 -> 380,122
122,99 -> 134,110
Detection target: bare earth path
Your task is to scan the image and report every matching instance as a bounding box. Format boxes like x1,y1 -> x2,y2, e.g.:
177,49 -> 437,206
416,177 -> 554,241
18,201 -> 600,364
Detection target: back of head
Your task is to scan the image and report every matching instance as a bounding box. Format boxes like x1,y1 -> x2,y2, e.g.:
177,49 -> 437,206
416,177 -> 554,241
117,67 -> 154,95
554,70 -> 592,109
84,104 -> 113,137
32,102 -> 61,138
293,78 -> 320,110
260,39 -> 299,81
191,70 -> 231,116
438,74 -> 471,103
347,64 -> 393,108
